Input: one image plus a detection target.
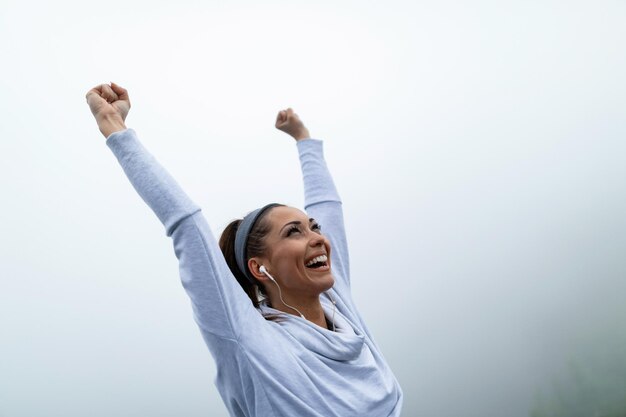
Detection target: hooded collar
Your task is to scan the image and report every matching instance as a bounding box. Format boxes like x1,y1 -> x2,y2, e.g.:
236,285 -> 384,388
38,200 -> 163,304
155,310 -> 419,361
257,292 -> 365,361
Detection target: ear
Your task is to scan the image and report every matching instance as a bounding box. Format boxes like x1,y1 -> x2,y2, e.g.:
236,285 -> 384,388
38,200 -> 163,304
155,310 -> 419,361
248,257 -> 271,282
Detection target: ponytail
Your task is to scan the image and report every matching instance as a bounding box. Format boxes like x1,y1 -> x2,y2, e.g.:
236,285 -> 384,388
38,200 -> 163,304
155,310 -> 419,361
219,219 -> 262,307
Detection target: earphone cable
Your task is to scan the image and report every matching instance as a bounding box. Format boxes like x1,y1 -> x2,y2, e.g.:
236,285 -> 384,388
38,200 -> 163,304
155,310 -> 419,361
270,274 -> 306,319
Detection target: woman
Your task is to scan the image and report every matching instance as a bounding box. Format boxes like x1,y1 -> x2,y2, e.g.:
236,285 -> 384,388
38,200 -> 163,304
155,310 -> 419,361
86,82 -> 403,417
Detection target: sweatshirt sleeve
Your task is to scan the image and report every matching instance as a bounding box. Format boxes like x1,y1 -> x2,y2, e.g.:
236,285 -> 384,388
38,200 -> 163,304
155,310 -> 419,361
106,129 -> 262,341
296,139 -> 351,290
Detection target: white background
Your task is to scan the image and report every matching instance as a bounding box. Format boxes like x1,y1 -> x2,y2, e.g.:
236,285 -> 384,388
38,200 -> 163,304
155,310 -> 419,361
1,1 -> 625,416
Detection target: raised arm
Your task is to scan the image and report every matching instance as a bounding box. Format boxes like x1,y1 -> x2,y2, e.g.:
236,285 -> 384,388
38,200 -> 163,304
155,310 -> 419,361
275,109 -> 351,290
86,83 -> 262,341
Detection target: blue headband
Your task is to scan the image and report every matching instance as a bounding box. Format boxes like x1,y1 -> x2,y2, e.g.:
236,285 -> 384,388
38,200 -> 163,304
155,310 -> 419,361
234,203 -> 281,284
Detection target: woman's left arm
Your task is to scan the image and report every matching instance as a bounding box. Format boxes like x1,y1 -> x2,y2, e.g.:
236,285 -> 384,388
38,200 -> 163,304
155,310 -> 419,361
275,109 -> 351,290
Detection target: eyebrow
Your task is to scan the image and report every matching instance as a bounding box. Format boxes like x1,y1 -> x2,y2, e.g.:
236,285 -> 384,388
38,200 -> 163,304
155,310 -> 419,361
280,218 -> 316,233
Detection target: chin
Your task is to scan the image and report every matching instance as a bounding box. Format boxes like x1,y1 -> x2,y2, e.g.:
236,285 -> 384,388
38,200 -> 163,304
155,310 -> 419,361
319,272 -> 335,292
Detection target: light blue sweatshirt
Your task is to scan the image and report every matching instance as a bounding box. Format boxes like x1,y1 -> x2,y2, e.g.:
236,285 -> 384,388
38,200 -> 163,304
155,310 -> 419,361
106,129 -> 403,417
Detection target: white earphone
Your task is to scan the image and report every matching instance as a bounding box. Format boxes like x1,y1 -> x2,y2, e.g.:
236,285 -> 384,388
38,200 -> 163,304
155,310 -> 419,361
259,265 -> 274,281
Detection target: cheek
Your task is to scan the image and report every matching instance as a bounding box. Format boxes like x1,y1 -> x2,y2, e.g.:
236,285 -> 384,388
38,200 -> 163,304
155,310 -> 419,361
271,242 -> 304,269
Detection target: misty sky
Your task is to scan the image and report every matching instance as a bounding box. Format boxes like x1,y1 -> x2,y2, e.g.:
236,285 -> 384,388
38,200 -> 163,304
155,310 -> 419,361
1,1 -> 625,416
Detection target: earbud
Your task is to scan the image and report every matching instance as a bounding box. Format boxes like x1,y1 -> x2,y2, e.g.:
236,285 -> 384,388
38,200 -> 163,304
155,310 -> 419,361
259,265 -> 274,282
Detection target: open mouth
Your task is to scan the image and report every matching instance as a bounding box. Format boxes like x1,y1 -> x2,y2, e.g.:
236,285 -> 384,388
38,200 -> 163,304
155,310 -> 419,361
305,254 -> 329,269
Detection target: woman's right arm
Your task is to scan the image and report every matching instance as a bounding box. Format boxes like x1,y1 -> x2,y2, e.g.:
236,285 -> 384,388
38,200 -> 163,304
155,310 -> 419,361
86,83 -> 261,341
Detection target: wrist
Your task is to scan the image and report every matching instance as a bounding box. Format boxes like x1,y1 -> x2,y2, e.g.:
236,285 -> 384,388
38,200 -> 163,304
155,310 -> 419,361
98,114 -> 127,138
293,129 -> 311,141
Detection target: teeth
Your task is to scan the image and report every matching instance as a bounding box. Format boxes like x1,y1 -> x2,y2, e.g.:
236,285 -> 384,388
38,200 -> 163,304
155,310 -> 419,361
305,255 -> 328,267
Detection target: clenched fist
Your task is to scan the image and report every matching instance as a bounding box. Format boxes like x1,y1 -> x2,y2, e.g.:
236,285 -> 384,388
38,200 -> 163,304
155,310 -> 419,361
86,82 -> 130,138
275,108 -> 310,141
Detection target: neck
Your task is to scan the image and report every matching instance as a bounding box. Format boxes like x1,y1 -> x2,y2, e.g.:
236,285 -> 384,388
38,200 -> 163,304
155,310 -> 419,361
268,292 -> 328,330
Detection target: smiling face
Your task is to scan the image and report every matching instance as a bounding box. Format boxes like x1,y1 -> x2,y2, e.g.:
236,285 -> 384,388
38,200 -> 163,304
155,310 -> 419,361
254,206 -> 334,298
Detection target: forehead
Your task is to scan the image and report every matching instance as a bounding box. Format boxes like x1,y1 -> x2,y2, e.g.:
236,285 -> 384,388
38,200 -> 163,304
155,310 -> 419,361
266,206 -> 309,227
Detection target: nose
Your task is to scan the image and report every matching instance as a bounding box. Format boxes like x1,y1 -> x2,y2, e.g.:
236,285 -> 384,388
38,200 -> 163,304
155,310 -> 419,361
308,231 -> 326,248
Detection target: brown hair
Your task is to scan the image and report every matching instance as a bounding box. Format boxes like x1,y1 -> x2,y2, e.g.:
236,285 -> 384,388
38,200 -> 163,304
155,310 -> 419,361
218,205 -> 284,309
